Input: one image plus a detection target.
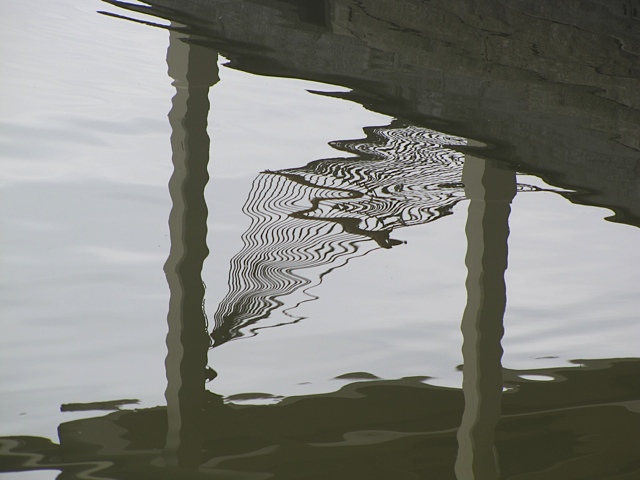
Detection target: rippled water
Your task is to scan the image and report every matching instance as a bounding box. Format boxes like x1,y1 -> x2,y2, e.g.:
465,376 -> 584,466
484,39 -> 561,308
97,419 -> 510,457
1,1 -> 639,479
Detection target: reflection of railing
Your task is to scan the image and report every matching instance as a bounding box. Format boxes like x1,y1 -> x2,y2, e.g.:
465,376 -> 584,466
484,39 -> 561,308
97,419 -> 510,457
212,124 -> 470,345
283,124 -> 467,239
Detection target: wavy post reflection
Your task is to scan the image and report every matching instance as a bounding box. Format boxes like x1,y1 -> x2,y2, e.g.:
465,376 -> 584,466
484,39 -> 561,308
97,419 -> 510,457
162,27 -> 218,469
456,157 -> 516,479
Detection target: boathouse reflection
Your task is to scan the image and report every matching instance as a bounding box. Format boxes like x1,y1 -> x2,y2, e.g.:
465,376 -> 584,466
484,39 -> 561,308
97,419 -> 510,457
160,28 -> 516,478
1,16 -> 640,480
101,0 -> 640,228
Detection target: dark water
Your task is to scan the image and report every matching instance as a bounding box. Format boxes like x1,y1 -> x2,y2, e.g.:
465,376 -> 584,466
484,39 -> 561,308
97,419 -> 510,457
1,1 -> 639,479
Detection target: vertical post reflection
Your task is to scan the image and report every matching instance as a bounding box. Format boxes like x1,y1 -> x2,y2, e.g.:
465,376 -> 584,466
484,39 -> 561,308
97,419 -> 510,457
162,28 -> 219,469
455,156 -> 516,480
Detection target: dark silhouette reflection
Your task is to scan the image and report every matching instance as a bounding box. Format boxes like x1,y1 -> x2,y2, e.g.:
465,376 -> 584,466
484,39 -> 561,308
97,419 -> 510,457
2,358 -> 639,478
101,0 -> 640,229
456,158 -> 516,480
162,28 -> 218,469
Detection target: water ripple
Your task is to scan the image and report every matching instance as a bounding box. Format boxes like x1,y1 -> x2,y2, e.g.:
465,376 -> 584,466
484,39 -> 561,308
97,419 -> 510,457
211,124 -> 470,345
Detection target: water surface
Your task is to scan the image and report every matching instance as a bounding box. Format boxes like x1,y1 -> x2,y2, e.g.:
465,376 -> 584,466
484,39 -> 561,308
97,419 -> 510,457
1,1 -> 639,479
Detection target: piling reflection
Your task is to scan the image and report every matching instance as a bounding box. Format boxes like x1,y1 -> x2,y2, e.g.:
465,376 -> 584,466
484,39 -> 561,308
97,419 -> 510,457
456,158 -> 516,480
162,28 -> 218,469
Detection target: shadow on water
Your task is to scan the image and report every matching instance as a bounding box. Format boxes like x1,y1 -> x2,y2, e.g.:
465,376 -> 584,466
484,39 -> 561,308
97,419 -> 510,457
2,1 -> 640,479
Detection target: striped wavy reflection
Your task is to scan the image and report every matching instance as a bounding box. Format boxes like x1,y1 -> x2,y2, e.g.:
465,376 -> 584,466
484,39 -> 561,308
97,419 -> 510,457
211,124 -> 468,346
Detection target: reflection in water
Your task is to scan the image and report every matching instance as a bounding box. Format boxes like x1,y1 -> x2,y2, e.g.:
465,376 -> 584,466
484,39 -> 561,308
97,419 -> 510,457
456,158 -> 516,480
212,125 -> 540,347
162,28 -> 217,469
213,124 -> 468,345
103,0 -> 640,227
2,358 -> 639,478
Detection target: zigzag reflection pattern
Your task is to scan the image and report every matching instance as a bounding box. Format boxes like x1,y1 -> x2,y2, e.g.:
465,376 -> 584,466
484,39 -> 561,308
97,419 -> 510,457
211,125 -> 468,346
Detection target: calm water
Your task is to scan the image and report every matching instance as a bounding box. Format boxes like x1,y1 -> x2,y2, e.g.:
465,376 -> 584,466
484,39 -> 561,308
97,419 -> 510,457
1,1 -> 639,479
